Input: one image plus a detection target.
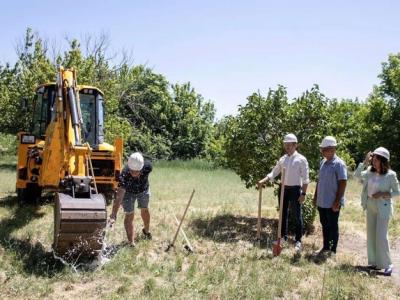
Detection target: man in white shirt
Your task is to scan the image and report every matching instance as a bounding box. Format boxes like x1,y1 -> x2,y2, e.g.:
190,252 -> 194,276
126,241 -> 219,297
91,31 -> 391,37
258,133 -> 310,252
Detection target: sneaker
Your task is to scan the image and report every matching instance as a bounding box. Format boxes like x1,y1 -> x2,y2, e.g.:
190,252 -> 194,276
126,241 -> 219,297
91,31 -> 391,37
142,228 -> 152,240
383,265 -> 393,276
295,241 -> 302,252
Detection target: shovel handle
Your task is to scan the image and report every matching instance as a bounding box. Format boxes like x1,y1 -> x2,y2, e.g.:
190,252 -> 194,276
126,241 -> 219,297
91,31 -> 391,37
277,168 -> 286,239
173,214 -> 193,250
170,189 -> 195,247
257,187 -> 262,240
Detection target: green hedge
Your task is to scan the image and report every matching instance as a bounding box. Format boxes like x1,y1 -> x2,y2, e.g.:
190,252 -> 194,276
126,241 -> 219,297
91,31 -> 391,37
0,133 -> 17,155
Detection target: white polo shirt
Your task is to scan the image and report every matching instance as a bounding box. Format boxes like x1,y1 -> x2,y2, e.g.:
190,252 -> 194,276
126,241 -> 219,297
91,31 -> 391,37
267,151 -> 310,186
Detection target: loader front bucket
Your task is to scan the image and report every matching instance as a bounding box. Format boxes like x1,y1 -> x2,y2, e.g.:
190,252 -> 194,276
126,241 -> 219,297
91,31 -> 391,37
53,192 -> 107,257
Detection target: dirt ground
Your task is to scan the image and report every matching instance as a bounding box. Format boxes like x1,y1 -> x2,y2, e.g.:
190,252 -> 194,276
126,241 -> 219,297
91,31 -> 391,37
307,223 -> 400,286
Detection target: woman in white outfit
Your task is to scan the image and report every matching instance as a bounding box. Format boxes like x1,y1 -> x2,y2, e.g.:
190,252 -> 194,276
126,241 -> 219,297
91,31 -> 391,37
354,147 -> 399,276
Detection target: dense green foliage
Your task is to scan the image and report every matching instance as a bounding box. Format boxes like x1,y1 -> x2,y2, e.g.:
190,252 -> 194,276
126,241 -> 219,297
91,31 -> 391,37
222,85 -> 359,187
219,55 -> 400,230
0,133 -> 16,155
1,28 -> 400,188
0,29 -> 216,160
222,69 -> 400,187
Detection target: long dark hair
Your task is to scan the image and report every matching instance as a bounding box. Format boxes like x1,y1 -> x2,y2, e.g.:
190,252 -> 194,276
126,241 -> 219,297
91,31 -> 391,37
370,155 -> 390,175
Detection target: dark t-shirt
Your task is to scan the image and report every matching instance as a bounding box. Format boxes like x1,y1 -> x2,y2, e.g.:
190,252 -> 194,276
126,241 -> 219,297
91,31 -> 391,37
118,160 -> 152,193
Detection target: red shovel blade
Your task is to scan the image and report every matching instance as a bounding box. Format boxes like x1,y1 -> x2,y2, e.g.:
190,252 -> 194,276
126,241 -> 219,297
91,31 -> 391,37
272,239 -> 282,256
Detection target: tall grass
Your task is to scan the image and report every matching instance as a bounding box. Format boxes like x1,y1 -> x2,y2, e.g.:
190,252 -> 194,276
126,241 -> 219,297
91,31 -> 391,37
0,155 -> 16,195
0,158 -> 399,299
154,159 -> 221,171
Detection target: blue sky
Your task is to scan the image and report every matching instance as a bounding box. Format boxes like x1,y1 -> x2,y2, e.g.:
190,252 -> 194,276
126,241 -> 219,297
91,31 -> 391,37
1,0 -> 400,119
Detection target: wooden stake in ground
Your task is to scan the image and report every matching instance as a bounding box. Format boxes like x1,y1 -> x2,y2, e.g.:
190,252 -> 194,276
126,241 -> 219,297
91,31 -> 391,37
173,214 -> 193,252
273,167 -> 286,256
166,189 -> 195,252
256,186 -> 263,241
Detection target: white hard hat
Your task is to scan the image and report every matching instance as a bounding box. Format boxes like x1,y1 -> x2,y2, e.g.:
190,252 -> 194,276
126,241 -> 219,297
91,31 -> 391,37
283,133 -> 298,143
373,147 -> 390,161
320,136 -> 337,148
128,152 -> 144,171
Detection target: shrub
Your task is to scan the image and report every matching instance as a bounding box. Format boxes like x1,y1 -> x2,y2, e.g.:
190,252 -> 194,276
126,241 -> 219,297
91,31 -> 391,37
0,133 -> 17,155
288,193 -> 316,234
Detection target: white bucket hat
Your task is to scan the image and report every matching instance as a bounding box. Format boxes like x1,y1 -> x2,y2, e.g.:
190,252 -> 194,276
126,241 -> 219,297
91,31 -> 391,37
128,152 -> 144,171
373,147 -> 390,161
320,136 -> 337,148
283,133 -> 298,143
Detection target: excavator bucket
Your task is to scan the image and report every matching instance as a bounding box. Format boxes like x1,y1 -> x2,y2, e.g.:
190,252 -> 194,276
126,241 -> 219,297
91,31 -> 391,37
53,192 -> 107,257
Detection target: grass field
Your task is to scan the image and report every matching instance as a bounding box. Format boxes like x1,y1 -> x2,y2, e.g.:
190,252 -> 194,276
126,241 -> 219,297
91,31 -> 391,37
0,157 -> 399,299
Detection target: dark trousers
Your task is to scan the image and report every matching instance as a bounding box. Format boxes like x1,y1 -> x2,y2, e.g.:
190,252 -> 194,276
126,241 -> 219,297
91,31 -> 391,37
318,207 -> 340,252
280,186 -> 303,242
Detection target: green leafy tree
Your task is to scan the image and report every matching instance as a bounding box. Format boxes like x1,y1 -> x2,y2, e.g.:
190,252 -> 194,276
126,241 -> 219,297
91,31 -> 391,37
285,85 -> 331,178
326,99 -> 365,169
224,86 -> 288,188
168,83 -> 215,159
379,53 -> 400,100
223,85 -> 333,232
0,28 -> 55,133
359,53 -> 400,170
115,65 -> 173,158
205,116 -> 233,167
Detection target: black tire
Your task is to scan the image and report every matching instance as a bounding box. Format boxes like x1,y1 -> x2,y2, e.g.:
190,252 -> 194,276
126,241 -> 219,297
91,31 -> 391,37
96,184 -> 115,205
103,191 -> 115,205
17,183 -> 42,204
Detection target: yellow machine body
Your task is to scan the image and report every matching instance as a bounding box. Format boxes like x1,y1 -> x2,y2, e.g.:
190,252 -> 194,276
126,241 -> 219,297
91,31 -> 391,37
15,68 -> 123,256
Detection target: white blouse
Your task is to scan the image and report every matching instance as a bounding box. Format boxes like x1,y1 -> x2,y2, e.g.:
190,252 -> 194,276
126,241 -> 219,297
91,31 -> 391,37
367,173 -> 384,198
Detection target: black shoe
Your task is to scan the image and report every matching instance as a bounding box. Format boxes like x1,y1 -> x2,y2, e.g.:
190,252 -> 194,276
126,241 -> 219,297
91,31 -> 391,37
367,265 -> 378,270
142,228 -> 152,240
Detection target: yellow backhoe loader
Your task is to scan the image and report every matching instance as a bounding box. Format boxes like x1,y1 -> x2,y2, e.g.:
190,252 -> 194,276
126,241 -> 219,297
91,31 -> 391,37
15,67 -> 123,256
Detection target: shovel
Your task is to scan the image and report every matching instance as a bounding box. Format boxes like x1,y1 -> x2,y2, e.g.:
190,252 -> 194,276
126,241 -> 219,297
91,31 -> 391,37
166,189 -> 195,252
273,167 -> 286,256
173,214 -> 194,253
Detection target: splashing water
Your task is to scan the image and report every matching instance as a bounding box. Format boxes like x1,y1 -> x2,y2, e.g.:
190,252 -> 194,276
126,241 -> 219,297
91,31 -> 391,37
52,225 -> 119,272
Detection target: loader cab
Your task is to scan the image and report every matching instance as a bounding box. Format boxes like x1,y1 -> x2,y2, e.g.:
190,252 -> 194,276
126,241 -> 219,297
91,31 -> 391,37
31,84 -> 105,148
31,85 -> 55,139
79,87 -> 105,148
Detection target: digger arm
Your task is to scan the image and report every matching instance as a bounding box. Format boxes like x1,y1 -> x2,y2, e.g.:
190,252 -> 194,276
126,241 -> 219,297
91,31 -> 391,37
39,67 -> 90,188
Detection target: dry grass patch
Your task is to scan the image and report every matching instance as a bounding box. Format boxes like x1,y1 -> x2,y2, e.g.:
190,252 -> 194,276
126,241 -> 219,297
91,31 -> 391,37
0,159 -> 399,299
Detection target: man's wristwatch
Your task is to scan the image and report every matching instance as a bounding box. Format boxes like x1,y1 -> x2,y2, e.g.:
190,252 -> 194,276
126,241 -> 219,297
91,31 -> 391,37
301,192 -> 306,196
